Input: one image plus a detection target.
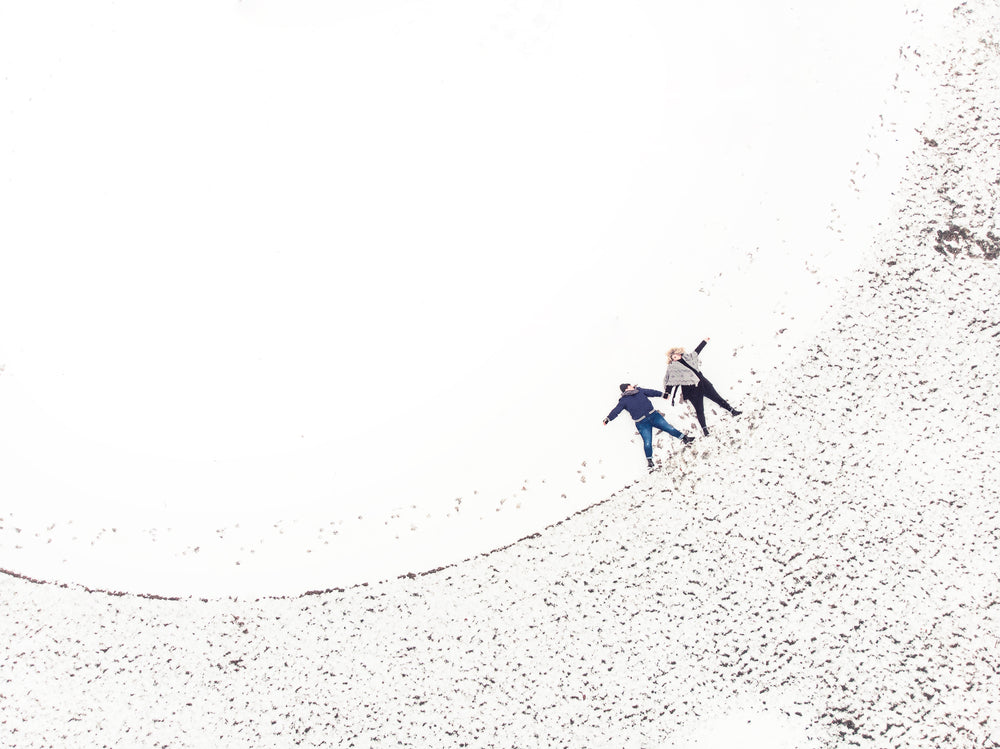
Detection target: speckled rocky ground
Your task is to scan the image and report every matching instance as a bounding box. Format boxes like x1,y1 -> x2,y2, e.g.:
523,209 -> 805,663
3,4 -> 1000,748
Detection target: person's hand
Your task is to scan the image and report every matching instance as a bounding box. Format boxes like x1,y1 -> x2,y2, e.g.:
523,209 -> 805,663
602,418 -> 609,425
705,336 -> 711,341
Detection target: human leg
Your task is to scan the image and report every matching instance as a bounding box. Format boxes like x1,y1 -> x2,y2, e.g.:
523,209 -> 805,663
683,385 -> 707,433
700,377 -> 737,413
648,411 -> 682,439
636,419 -> 654,459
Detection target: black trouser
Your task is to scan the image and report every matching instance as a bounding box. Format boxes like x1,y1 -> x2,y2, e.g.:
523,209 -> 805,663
681,379 -> 734,433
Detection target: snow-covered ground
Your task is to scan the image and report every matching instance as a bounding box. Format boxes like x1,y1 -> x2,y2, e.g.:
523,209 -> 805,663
2,0 -> 1000,746
0,0 -> 941,597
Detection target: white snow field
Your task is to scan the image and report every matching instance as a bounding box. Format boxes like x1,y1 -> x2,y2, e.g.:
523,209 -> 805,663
1,0 -> 936,597
3,0 -> 1000,746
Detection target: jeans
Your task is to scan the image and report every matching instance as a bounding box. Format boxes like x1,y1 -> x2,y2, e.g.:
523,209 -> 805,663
636,412 -> 682,459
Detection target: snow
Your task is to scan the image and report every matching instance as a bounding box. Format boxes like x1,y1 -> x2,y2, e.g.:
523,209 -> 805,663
0,0 -> 935,597
2,0 -> 999,746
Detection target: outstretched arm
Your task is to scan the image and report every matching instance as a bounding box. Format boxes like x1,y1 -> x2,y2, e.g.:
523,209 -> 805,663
694,337 -> 710,354
604,400 -> 625,424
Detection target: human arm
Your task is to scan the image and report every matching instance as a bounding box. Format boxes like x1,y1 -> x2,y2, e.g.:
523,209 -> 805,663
694,338 -> 710,354
604,400 -> 626,424
639,387 -> 665,400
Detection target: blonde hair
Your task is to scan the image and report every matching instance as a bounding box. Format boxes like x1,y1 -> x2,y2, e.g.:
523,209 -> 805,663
666,347 -> 685,360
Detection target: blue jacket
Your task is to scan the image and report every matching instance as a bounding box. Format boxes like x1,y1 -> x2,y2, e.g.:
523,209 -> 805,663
606,387 -> 666,422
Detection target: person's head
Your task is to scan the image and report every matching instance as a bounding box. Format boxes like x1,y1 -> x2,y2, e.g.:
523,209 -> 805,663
620,383 -> 635,393
667,347 -> 685,362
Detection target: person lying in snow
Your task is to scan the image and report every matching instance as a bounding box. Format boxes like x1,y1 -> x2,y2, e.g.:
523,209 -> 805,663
604,383 -> 694,472
663,337 -> 742,437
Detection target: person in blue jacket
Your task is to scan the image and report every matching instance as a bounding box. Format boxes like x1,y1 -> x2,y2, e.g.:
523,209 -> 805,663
604,383 -> 694,471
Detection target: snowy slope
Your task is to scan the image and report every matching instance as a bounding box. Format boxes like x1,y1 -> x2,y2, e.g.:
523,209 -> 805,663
1,2 -> 998,746
0,0 -> 934,597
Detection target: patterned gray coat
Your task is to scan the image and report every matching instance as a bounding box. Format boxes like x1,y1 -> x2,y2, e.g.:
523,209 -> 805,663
662,340 -> 708,389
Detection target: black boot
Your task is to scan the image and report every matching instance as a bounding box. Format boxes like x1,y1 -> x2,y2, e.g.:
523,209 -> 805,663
647,458 -> 656,472
730,408 -> 742,417
681,434 -> 695,445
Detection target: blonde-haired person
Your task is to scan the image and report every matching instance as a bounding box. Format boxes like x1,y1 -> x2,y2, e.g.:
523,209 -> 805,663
663,337 -> 741,436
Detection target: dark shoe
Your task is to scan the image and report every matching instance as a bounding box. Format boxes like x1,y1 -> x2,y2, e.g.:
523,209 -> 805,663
681,434 -> 695,445
647,458 -> 656,473
730,409 -> 742,417
702,427 -> 710,437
